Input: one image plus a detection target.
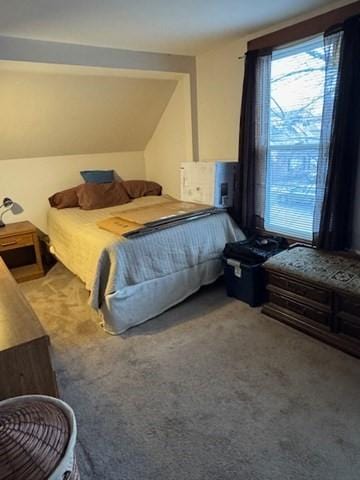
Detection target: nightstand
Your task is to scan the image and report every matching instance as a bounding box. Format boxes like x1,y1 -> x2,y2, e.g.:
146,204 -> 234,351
0,221 -> 44,282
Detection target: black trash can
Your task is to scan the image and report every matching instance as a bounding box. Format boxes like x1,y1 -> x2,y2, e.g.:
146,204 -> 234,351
223,257 -> 265,307
223,236 -> 287,307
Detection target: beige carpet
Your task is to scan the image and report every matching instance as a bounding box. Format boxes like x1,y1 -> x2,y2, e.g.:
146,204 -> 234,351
21,262 -> 360,480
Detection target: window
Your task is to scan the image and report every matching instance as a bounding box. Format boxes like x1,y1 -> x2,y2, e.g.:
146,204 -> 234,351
263,36 -> 331,240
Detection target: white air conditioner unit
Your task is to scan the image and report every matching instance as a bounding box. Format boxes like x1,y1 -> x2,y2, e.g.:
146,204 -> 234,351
180,161 -> 239,208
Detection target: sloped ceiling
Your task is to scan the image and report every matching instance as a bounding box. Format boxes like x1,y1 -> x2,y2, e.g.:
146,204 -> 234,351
0,65 -> 177,160
0,0 -> 349,55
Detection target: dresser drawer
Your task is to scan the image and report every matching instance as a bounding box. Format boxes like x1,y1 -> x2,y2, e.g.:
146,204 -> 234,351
0,233 -> 34,252
335,313 -> 360,343
269,291 -> 331,328
337,295 -> 360,318
268,273 -> 330,305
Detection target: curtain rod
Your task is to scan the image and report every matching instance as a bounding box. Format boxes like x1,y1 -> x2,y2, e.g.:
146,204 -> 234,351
247,1 -> 360,51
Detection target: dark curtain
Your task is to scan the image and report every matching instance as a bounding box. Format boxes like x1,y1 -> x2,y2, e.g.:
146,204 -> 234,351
315,15 -> 360,250
233,50 -> 258,231
234,49 -> 271,233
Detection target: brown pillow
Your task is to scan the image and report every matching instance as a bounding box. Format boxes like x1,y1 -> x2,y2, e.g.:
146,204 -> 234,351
122,180 -> 162,198
77,181 -> 130,210
48,186 -> 80,209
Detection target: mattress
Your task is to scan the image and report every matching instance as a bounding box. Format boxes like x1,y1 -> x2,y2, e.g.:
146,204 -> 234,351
48,195 -> 245,333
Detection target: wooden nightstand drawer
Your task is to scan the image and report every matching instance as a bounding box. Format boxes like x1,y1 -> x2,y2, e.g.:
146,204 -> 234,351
0,233 -> 33,252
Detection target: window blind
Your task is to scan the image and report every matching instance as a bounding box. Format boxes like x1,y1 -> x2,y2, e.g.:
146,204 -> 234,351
262,35 -> 341,240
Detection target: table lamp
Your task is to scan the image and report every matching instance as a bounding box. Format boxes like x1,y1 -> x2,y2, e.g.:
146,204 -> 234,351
0,197 -> 14,227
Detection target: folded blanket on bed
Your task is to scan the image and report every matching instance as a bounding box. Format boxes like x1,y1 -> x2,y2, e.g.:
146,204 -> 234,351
97,199 -> 221,237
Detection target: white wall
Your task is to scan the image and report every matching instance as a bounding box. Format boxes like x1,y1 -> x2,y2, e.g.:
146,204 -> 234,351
0,151 -> 145,233
144,77 -> 193,198
0,66 -> 176,159
196,37 -> 246,161
0,35 -> 199,162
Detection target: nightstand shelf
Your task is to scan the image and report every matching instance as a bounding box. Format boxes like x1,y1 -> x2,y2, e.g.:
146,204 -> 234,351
0,221 -> 44,282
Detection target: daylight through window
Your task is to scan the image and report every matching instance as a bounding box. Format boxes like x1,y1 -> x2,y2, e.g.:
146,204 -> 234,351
264,36 -> 329,239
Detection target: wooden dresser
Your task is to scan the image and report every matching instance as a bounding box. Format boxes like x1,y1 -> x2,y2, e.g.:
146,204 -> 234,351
263,246 -> 360,358
0,257 -> 58,400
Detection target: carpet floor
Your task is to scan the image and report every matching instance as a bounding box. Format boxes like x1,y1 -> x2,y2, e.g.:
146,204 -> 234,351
21,262 -> 360,480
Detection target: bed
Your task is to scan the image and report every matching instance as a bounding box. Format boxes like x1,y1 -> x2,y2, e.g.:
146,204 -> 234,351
48,195 -> 244,334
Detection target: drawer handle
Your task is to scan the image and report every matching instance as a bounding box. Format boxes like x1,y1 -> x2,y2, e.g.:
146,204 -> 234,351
1,241 -> 17,247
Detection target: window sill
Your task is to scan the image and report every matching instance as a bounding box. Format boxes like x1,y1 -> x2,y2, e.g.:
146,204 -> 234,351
255,226 -> 314,246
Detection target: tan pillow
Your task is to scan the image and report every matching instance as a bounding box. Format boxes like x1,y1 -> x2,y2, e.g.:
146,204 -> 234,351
122,180 -> 162,198
77,181 -> 130,210
48,186 -> 80,209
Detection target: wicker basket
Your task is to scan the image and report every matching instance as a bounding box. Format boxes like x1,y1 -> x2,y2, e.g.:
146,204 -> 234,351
0,395 -> 79,480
